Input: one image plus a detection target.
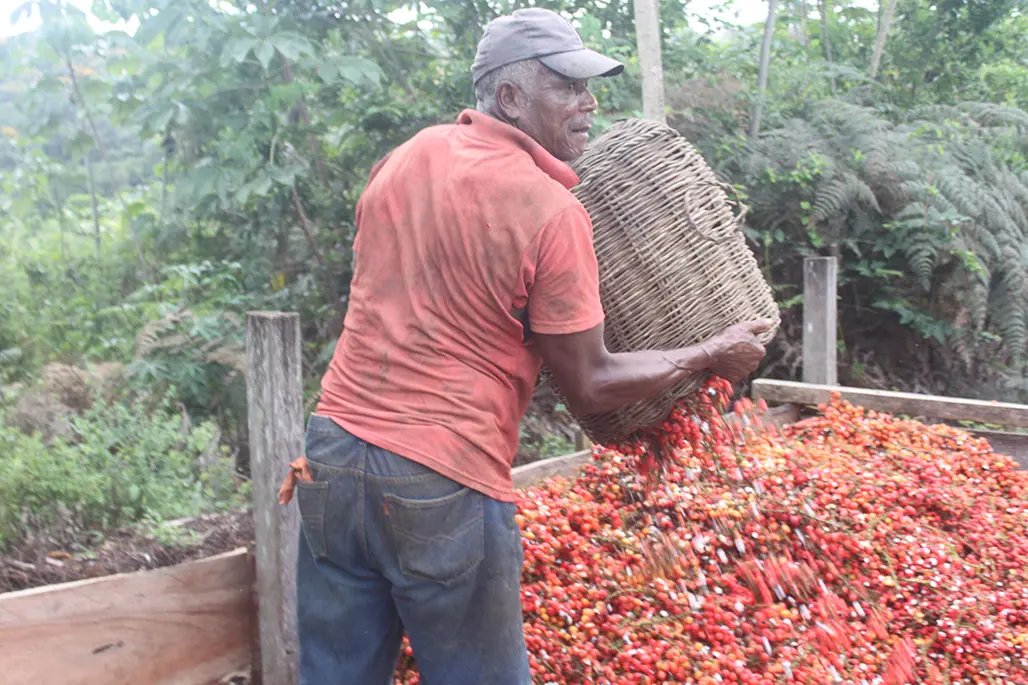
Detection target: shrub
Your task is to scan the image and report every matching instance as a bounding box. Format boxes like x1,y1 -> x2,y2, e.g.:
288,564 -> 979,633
0,398 -> 245,552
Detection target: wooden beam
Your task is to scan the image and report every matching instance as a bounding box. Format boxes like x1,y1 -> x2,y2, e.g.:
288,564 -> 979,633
0,549 -> 252,685
513,450 -> 591,488
723,402 -> 801,431
752,379 -> 1028,429
246,312 -> 303,685
968,429 -> 1028,470
802,256 -> 838,385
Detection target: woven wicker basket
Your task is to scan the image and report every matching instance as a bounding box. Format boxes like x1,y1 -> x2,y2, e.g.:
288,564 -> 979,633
567,118 -> 780,443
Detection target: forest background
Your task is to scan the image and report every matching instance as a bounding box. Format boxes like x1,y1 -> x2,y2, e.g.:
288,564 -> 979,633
0,0 -> 1025,557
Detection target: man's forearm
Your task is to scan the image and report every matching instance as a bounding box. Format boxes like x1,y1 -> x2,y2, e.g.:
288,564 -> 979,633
580,344 -> 713,415
538,320 -> 769,419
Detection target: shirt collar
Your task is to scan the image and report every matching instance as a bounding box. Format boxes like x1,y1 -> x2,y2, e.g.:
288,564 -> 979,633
456,109 -> 580,190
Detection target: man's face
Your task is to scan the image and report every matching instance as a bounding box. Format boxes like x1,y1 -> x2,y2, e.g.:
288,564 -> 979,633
516,65 -> 598,162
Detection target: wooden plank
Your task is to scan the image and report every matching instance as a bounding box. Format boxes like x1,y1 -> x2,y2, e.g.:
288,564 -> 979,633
761,402 -> 801,428
969,429 -> 1028,470
723,402 -> 801,431
802,256 -> 838,386
513,450 -> 591,489
245,312 -> 303,685
752,379 -> 1028,429
0,548 -> 252,685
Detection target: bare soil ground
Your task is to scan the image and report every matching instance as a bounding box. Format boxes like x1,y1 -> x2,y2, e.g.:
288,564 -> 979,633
0,509 -> 253,593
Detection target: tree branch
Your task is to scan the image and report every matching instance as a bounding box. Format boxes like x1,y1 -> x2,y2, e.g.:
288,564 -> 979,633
289,185 -> 325,271
64,52 -> 105,157
291,185 -> 344,314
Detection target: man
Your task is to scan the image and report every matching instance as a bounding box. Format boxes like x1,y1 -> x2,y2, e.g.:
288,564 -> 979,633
290,8 -> 770,684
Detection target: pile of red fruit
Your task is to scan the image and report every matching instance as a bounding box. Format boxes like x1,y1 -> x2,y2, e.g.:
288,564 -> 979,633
397,380 -> 1028,683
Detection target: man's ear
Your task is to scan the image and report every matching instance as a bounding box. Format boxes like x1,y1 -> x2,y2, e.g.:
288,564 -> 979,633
495,80 -> 525,123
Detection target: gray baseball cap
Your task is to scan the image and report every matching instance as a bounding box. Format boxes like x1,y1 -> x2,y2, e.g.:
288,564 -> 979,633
472,8 -> 624,85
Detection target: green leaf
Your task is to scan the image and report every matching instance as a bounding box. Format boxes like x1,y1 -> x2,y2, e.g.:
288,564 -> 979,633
235,173 -> 273,204
137,104 -> 175,134
316,61 -> 338,83
220,37 -> 258,68
255,41 -> 276,71
40,4 -> 95,52
270,32 -> 315,62
334,56 -> 383,86
133,5 -> 182,46
268,164 -> 303,186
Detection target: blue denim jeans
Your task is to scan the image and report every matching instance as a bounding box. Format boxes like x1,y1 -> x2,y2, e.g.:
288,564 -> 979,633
294,415 -> 531,685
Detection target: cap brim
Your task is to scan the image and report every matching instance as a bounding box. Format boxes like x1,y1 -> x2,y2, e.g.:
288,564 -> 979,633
538,49 -> 624,80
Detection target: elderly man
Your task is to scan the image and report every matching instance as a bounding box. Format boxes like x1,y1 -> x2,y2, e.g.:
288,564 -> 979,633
292,7 -> 770,684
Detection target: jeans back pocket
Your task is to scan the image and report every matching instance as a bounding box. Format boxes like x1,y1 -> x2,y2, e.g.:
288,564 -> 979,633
296,480 -> 330,559
384,487 -> 485,585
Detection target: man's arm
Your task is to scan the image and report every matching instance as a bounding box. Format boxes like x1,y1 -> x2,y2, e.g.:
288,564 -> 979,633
535,319 -> 772,416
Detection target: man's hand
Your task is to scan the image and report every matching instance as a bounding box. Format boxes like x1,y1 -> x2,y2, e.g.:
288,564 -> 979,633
702,319 -> 774,383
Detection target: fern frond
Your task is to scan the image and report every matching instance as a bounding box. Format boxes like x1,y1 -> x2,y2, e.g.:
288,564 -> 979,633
812,172 -> 880,223
989,270 -> 1028,361
135,309 -> 194,358
871,158 -> 920,180
958,102 -> 1028,130
907,243 -> 936,290
934,171 -> 983,218
205,347 -> 247,373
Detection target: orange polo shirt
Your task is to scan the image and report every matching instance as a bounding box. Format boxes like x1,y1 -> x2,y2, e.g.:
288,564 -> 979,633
315,109 -> 604,501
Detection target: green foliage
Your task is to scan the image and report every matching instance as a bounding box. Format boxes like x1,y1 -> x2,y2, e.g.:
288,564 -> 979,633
119,261 -> 253,440
0,399 -> 244,551
718,97 -> 1028,392
518,424 -> 576,460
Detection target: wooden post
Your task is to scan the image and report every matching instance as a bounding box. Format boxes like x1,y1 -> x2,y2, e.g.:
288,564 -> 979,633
633,0 -> 666,123
802,256 -> 838,385
573,427 -> 592,452
246,312 -> 303,685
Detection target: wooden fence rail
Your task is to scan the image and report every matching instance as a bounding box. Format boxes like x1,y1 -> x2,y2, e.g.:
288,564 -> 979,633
0,549 -> 252,685
753,379 -> 1028,469
752,379 -> 1028,428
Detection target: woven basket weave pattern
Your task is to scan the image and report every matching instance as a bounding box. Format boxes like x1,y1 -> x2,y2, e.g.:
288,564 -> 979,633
569,119 -> 780,443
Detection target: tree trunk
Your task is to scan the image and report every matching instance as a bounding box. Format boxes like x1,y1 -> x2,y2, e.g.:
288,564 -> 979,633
634,0 -> 666,123
749,0 -> 779,140
799,0 -> 809,49
868,0 -> 899,79
818,0 -> 837,94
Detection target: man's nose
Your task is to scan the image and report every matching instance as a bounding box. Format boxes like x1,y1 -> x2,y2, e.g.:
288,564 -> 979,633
580,88 -> 598,112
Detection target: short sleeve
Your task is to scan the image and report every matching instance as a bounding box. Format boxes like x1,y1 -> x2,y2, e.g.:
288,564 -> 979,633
519,204 -> 605,335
